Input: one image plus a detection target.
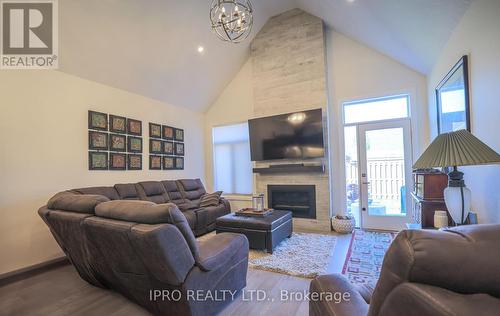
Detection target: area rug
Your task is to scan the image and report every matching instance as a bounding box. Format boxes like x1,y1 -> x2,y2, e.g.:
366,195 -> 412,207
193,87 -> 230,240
198,232 -> 336,279
342,230 -> 396,287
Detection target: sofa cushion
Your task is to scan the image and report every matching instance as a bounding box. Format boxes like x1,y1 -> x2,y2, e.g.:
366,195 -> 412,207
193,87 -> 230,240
177,179 -> 207,201
136,181 -> 170,204
114,183 -> 139,200
47,191 -> 109,213
95,200 -> 200,260
199,204 -> 228,225
71,186 -> 120,200
178,179 -> 203,191
161,180 -> 186,205
200,191 -> 223,208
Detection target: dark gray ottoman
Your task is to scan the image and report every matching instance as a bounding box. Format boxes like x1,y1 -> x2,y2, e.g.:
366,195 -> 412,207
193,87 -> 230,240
215,210 -> 293,253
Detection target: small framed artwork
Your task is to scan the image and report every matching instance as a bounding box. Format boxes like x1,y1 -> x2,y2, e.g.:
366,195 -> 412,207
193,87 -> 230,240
89,151 -> 108,170
174,128 -> 184,142
163,156 -> 175,170
149,123 -> 162,139
127,136 -> 143,153
163,141 -> 174,155
175,157 -> 184,170
149,155 -> 162,170
127,154 -> 142,170
174,142 -> 185,156
436,55 -> 471,134
109,153 -> 126,170
89,131 -> 109,150
109,134 -> 126,152
162,125 -> 174,140
109,115 -> 127,134
150,139 -> 163,154
127,118 -> 142,136
88,111 -> 108,131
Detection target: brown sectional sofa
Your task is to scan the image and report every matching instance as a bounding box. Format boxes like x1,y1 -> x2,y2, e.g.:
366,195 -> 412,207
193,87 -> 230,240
61,178 -> 230,236
38,179 -> 246,316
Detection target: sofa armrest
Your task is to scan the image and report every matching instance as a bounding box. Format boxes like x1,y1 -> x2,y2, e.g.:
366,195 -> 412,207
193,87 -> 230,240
379,283 -> 500,316
196,233 -> 248,271
309,274 -> 369,316
177,201 -> 199,211
220,197 -> 231,212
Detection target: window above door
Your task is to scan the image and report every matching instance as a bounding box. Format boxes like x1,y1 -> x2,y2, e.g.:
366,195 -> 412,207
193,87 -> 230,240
343,94 -> 410,125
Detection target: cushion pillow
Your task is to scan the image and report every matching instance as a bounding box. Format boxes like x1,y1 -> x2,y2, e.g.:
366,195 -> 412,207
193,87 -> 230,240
200,191 -> 223,207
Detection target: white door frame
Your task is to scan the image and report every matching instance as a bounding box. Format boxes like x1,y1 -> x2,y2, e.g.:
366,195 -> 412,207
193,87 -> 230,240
358,118 -> 413,231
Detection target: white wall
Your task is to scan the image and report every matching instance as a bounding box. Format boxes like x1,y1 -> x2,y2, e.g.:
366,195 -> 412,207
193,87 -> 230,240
428,0 -> 500,223
204,29 -> 429,217
0,70 -> 205,275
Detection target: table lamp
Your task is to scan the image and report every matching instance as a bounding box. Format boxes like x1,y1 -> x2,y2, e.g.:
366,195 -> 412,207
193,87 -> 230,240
413,129 -> 500,225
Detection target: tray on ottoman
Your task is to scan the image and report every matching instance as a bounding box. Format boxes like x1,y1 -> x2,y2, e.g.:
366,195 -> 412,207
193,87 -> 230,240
235,208 -> 273,217
215,210 -> 292,254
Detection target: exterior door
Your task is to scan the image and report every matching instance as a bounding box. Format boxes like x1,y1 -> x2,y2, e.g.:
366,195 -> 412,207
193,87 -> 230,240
358,119 -> 412,230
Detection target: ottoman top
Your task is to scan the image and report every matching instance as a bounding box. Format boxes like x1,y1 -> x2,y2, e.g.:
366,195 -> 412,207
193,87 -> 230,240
216,210 -> 292,231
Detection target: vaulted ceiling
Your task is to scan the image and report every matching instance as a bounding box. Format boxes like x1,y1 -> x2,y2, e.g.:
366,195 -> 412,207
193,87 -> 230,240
59,0 -> 473,111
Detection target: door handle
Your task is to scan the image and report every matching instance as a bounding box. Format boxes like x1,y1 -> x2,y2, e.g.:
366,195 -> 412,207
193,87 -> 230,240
362,182 -> 370,185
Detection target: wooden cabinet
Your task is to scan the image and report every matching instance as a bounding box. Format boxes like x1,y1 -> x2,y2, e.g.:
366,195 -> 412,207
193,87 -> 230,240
413,172 -> 448,200
411,171 -> 454,228
411,193 -> 454,228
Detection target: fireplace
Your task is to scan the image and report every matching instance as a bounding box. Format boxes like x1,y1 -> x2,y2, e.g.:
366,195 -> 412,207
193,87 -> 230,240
267,185 -> 316,219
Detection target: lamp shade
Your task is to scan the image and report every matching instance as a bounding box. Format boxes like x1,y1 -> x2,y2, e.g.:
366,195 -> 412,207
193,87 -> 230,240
413,129 -> 500,169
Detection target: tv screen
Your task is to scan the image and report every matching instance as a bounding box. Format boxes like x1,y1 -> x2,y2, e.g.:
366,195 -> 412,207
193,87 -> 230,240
248,109 -> 325,161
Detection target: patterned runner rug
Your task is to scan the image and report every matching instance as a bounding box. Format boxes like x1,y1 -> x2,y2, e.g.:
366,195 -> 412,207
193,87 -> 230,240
342,229 -> 396,287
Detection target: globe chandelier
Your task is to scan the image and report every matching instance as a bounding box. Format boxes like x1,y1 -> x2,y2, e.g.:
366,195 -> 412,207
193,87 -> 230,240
210,0 -> 254,43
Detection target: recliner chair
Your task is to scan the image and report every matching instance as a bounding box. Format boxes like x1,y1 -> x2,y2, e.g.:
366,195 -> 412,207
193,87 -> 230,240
309,224 -> 500,316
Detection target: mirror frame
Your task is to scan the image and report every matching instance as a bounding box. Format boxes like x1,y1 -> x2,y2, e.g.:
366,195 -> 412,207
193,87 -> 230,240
435,55 -> 471,134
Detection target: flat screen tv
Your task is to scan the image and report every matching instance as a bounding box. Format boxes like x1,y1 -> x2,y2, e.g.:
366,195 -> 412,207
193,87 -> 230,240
248,109 -> 325,161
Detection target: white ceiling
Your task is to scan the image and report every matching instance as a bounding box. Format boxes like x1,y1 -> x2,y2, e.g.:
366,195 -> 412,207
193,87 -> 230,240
58,0 -> 473,112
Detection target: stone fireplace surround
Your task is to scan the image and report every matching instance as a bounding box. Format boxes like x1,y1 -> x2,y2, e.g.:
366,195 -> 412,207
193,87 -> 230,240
250,9 -> 331,232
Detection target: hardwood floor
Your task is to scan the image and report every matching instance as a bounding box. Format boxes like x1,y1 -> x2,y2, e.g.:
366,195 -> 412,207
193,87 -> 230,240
0,231 -> 351,316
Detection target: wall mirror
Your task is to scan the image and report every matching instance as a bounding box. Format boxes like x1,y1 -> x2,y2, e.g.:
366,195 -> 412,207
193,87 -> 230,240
436,55 -> 471,134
